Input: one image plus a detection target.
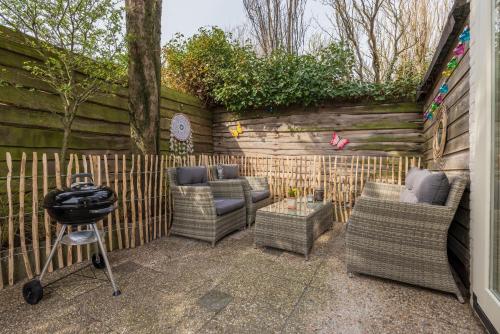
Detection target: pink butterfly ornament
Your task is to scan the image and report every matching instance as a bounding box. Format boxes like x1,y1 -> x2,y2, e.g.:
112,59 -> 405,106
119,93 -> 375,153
453,43 -> 465,56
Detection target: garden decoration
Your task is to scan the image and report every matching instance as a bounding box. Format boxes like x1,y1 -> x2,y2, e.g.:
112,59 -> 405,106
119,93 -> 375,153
230,121 -> 244,138
433,105 -> 448,167
330,132 -> 350,150
424,26 -> 470,121
170,113 -> 194,155
287,188 -> 298,210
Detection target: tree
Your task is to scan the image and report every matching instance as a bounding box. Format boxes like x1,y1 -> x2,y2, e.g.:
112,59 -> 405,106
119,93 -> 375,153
321,0 -> 451,83
0,0 -> 126,163
125,0 -> 162,155
243,0 -> 309,55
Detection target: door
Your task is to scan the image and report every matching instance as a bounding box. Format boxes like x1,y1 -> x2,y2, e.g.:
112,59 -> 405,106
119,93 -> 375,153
471,1 -> 500,331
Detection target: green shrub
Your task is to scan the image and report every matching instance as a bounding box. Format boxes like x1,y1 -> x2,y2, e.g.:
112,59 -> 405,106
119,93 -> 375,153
162,27 -> 418,112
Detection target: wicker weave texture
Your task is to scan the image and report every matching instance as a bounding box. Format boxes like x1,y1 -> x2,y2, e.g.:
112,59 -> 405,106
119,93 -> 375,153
167,168 -> 246,246
255,201 -> 334,259
346,177 -> 467,301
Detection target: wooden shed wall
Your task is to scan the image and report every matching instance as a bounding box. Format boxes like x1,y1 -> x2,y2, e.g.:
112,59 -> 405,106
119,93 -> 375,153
422,22 -> 471,288
0,26 -> 212,162
213,103 -> 422,156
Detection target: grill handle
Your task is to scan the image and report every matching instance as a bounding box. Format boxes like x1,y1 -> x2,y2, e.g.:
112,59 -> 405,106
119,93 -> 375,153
89,204 -> 117,215
72,173 -> 94,183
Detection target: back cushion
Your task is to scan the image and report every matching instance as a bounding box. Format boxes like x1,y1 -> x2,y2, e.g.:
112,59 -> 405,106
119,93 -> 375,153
399,188 -> 418,203
221,165 -> 239,179
414,172 -> 450,205
176,166 -> 208,185
405,167 -> 430,190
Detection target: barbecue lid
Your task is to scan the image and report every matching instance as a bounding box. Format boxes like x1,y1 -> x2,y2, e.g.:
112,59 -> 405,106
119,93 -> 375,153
43,173 -> 117,224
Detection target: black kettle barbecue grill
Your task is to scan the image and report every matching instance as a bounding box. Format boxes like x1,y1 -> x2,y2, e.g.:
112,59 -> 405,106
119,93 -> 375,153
22,173 -> 121,305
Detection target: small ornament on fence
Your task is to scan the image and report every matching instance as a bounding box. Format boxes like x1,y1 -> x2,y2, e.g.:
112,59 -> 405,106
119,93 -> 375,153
329,132 -> 349,150
230,122 -> 244,138
170,113 -> 193,155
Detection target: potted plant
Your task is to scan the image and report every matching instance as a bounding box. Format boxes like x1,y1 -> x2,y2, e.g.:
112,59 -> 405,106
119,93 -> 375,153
287,188 -> 298,210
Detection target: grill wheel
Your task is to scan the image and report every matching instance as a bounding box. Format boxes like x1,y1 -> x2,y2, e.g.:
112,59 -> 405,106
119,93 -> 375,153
22,280 -> 43,305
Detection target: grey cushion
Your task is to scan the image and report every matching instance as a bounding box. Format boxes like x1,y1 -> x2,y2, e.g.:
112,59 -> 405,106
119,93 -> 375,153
251,190 -> 270,203
214,198 -> 245,216
399,188 -> 418,203
414,172 -> 450,205
176,166 -> 208,185
405,167 -> 430,190
220,165 -> 239,179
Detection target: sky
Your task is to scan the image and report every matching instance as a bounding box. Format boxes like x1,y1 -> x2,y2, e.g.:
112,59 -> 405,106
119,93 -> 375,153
161,0 -> 331,46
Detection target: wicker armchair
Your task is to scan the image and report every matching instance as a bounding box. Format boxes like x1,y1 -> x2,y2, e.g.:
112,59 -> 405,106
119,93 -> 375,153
346,177 -> 467,302
209,165 -> 272,226
167,168 -> 246,247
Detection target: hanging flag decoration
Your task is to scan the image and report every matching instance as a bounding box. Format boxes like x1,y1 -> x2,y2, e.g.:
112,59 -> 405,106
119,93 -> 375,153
459,27 -> 470,43
439,84 -> 449,94
424,26 -> 470,121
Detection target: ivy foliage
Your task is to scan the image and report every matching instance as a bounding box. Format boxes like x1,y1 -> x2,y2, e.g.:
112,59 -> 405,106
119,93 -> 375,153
162,27 -> 419,112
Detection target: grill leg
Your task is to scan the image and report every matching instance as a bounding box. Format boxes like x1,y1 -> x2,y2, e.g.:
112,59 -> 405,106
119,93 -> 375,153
91,224 -> 121,296
39,224 -> 67,283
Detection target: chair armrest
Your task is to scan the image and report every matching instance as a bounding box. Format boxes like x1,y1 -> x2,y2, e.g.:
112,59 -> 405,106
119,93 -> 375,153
208,180 -> 244,199
361,182 -> 404,201
171,185 -> 216,218
240,176 -> 269,191
350,196 -> 454,232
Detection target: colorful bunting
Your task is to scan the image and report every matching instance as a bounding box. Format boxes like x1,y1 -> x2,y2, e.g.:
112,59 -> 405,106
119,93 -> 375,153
453,43 -> 465,56
434,95 -> 444,104
447,57 -> 458,70
459,27 -> 470,43
423,26 -> 470,121
439,84 -> 449,94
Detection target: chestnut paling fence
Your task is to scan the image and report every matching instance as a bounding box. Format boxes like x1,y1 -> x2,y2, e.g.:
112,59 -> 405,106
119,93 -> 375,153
0,152 -> 420,288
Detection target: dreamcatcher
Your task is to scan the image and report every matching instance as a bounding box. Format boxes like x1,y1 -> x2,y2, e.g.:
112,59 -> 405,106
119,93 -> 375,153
432,105 -> 448,169
170,113 -> 194,155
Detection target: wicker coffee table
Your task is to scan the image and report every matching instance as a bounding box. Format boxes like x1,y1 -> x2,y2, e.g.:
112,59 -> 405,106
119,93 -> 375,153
254,199 -> 334,260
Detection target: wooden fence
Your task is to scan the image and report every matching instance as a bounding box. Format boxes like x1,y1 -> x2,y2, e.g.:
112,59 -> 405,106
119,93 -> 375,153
0,152 -> 420,289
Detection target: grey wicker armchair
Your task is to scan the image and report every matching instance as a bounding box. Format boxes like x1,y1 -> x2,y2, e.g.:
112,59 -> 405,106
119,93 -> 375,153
167,167 -> 246,247
209,165 -> 272,226
346,176 -> 467,302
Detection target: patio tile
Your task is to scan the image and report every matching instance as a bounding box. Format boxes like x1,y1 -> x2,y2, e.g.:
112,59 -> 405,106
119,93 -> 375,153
197,289 -> 233,312
200,298 -> 288,334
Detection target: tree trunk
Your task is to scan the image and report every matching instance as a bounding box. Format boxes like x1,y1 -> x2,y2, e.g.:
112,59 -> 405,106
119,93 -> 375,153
60,125 -> 71,167
126,0 -> 162,155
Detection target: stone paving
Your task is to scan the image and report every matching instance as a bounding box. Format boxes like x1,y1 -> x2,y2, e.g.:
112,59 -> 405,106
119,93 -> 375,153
0,223 -> 486,333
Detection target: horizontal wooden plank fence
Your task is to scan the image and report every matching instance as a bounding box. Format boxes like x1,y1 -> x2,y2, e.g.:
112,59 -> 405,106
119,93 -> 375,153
0,25 -> 213,161
0,152 -> 420,288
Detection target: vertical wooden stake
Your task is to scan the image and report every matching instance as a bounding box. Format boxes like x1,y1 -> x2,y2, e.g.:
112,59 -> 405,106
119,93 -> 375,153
153,155 -> 158,240
42,154 -> 53,272
6,152 -> 14,285
122,154 -> 129,248
137,155 -> 144,246
104,155 -> 113,251
54,153 -> 64,268
19,152 -> 33,279
32,152 -> 40,274
114,155 -> 123,250
65,154 -> 73,265
74,154 -> 83,263
130,155 -> 136,248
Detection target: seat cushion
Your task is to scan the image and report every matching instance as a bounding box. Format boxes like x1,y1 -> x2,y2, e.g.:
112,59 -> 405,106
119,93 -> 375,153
214,198 -> 245,216
399,188 -> 418,204
216,164 -> 239,180
414,172 -> 450,205
251,190 -> 270,203
177,166 -> 208,185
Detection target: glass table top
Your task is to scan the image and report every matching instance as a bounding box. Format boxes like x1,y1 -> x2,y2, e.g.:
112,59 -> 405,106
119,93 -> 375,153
258,198 -> 330,217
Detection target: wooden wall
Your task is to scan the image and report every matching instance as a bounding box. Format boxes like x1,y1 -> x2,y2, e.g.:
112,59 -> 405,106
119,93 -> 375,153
422,21 -> 471,288
213,103 -> 422,156
0,26 -> 212,162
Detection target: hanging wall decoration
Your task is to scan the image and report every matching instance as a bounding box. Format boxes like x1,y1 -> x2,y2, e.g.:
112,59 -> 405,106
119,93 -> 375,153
433,105 -> 448,167
329,132 -> 350,150
423,26 -> 470,121
170,113 -> 194,155
230,121 -> 244,138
